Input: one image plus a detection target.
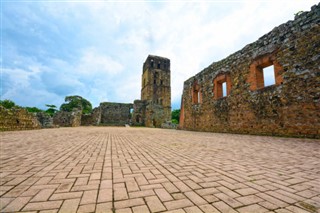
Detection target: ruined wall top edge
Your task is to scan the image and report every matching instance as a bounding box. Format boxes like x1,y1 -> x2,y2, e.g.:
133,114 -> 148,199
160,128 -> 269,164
99,102 -> 133,107
184,3 -> 320,85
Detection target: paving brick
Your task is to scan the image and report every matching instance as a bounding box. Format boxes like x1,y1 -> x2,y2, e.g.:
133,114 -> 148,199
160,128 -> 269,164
117,208 -> 132,213
81,190 -> 98,205
237,204 -> 269,213
129,189 -> 155,199
198,204 -> 220,213
96,202 -> 113,213
184,191 -> 207,205
114,198 -> 145,209
77,204 -> 96,213
58,198 -> 80,213
195,187 -> 219,196
184,206 -> 202,213
163,209 -> 185,213
100,180 -> 112,189
172,193 -> 186,200
155,188 -> 174,202
236,194 -> 263,205
126,179 -> 140,192
212,201 -> 238,213
162,182 -> 180,193
23,200 -> 63,211
39,210 -> 58,213
235,187 -> 259,196
145,195 -> 166,212
173,181 -> 191,192
31,189 -> 55,202
115,187 -> 129,201
1,196 -> 32,212
132,205 -> 150,213
49,191 -> 83,200
164,199 -> 193,210
98,188 -> 113,203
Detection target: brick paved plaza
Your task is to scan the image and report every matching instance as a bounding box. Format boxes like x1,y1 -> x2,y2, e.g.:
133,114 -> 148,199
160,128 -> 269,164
0,127 -> 319,213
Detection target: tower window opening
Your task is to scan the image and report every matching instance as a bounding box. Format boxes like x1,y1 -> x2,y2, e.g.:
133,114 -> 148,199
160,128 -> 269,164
263,65 -> 276,87
157,62 -> 161,69
150,60 -> 154,68
222,82 -> 227,97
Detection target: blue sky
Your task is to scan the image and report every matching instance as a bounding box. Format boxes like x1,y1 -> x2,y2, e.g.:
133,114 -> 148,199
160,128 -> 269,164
1,0 -> 318,110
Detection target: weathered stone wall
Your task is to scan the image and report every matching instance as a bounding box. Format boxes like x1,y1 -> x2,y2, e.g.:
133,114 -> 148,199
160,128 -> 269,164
132,100 -> 146,126
53,110 -> 82,127
180,4 -> 320,138
100,102 -> 133,126
81,107 -> 101,126
0,106 -> 41,131
145,102 -> 166,128
36,112 -> 54,128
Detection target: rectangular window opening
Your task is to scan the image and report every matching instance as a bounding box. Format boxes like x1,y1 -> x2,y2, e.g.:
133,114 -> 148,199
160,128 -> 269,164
263,65 -> 275,87
222,82 -> 227,97
197,91 -> 201,104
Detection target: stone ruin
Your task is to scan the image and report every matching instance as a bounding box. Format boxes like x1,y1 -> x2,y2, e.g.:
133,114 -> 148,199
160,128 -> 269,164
179,4 -> 320,138
2,4 -> 319,138
50,55 -> 172,128
0,106 -> 41,131
76,55 -> 172,127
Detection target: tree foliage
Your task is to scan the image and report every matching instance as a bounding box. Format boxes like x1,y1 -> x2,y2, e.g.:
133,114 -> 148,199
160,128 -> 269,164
171,109 -> 180,124
0,99 -> 16,109
45,104 -> 58,116
26,107 -> 43,113
60,95 -> 92,114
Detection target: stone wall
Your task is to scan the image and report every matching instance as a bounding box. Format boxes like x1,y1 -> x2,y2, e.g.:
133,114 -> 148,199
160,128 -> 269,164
180,4 -> 320,138
53,110 -> 82,127
100,102 -> 133,126
132,100 -> 147,126
36,112 -> 54,128
81,107 -> 101,126
0,106 -> 41,131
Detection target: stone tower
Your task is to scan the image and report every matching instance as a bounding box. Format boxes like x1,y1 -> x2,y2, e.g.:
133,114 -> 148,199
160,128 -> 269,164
140,55 -> 171,125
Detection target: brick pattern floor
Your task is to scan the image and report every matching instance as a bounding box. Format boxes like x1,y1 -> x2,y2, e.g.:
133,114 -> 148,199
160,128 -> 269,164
0,127 -> 319,213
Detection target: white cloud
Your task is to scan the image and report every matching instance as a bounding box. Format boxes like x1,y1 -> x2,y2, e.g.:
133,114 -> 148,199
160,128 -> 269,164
77,48 -> 124,75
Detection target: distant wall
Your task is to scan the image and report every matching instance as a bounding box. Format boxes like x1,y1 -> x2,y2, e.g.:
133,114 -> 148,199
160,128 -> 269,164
180,4 -> 320,138
100,102 -> 133,126
81,107 -> 101,126
0,106 -> 41,131
36,112 -> 54,128
53,110 -> 82,127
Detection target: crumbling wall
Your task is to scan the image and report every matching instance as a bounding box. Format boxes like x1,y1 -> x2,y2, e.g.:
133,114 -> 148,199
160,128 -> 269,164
81,107 -> 101,126
132,100 -> 146,126
53,110 -> 82,127
0,106 -> 41,131
100,102 -> 133,126
180,4 -> 320,138
36,112 -> 54,128
145,102 -> 166,128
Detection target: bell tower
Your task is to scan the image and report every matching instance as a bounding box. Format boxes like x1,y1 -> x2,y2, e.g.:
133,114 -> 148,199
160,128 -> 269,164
141,55 -> 171,122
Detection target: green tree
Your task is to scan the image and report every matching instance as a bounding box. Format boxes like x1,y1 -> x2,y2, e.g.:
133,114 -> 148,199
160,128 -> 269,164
0,99 -> 16,109
60,95 -> 92,114
171,109 -> 180,124
26,107 -> 43,113
45,104 -> 58,116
